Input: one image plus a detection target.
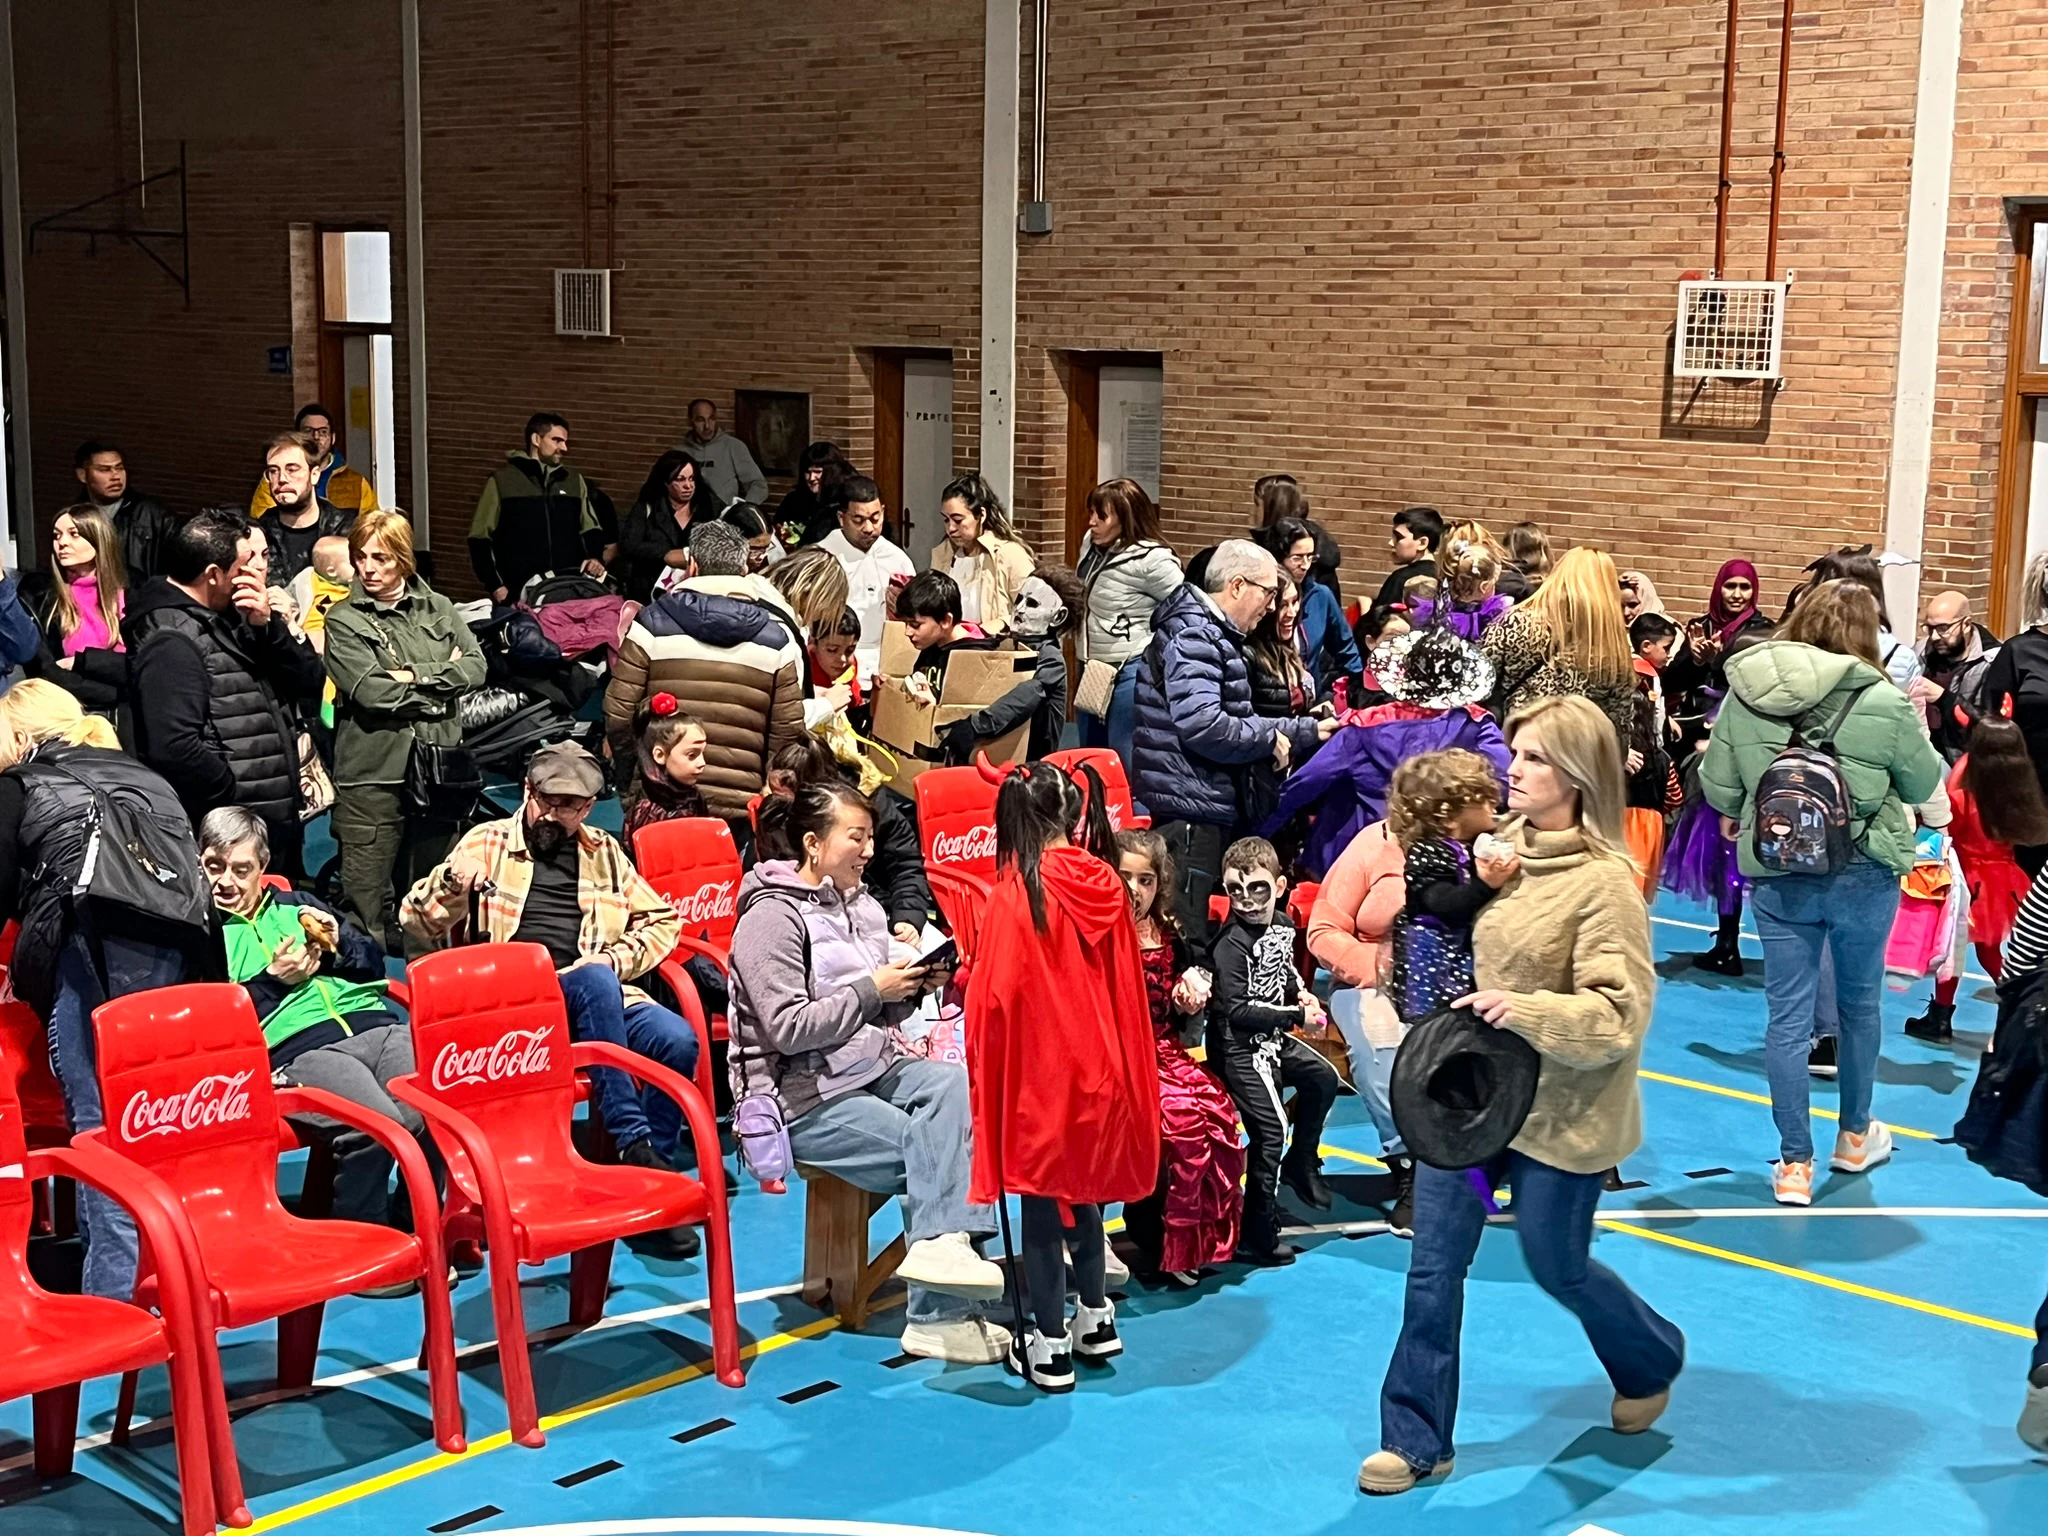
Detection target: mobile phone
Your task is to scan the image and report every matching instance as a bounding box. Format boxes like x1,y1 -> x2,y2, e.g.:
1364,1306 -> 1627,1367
910,939 -> 959,975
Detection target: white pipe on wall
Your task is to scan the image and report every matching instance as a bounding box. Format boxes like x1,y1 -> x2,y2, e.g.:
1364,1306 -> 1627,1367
1882,0 -> 1965,629
0,0 -> 30,567
401,0 -> 431,540
979,0 -> 1020,508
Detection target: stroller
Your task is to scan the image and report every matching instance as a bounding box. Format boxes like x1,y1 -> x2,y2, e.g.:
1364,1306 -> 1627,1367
460,570 -> 619,776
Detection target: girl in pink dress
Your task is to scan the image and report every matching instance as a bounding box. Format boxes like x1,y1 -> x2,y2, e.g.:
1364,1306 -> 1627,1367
1113,828 -> 1245,1286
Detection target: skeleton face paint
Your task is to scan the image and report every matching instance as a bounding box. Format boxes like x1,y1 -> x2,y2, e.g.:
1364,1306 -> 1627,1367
1223,866 -> 1281,925
1010,575 -> 1067,638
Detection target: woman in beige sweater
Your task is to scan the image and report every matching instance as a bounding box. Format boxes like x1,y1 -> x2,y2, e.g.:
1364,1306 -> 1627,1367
1361,694 -> 1685,1497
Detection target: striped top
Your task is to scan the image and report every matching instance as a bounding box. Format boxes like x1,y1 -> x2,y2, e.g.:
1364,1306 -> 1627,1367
2005,861 -> 2048,977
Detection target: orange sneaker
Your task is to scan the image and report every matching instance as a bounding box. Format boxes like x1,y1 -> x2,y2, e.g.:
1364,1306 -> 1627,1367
1772,1160 -> 1813,1206
1829,1120 -> 1893,1175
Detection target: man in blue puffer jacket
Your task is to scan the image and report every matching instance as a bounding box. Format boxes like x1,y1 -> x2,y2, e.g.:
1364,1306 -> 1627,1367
1132,539 -> 1336,945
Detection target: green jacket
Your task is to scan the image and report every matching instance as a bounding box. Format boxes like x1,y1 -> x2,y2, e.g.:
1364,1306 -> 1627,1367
324,577 -> 489,787
221,891 -> 389,1048
1699,640 -> 1945,878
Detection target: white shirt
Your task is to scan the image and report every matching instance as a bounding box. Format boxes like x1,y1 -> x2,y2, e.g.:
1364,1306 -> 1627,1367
819,529 -> 916,682
951,552 -> 985,623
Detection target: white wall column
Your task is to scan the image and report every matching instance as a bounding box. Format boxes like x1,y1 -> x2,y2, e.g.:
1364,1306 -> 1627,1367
978,0 -> 1020,508
0,0 -> 31,567
1881,0 -> 1965,627
401,0 -> 431,539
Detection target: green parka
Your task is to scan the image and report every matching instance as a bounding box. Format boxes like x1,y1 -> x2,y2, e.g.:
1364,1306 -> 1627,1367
324,577 -> 489,787
1699,639 -> 1944,878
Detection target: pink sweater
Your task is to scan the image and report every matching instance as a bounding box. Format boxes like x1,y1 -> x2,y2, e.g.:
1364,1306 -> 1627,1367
63,574 -> 123,655
1305,822 -> 1407,988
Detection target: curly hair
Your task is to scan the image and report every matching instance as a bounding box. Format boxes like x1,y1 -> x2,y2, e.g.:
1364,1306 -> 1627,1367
1386,748 -> 1502,851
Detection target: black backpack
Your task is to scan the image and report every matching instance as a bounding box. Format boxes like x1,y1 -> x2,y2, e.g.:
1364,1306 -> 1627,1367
16,757 -> 211,934
1954,967 -> 2048,1196
1750,682 -> 1876,877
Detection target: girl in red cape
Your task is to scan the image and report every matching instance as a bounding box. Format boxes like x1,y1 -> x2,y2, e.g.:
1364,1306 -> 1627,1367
966,760 -> 1160,1392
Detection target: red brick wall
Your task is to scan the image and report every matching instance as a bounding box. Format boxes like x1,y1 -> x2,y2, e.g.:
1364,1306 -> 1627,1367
11,0 -> 2028,618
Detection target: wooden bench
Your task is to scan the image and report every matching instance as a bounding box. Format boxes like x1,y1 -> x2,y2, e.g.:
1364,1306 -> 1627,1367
797,1164 -> 907,1329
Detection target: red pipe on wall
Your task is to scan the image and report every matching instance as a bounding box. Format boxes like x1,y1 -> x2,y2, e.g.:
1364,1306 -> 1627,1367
1713,0 -> 1741,277
1765,0 -> 1796,279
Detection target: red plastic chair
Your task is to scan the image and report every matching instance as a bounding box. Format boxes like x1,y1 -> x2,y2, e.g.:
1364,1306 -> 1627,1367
86,984 -> 464,1527
1,1084 -> 219,1536
1207,882 -> 1321,986
633,817 -> 740,1113
1045,747 -> 1150,831
913,766 -> 999,956
389,943 -> 741,1449
0,998 -> 68,1149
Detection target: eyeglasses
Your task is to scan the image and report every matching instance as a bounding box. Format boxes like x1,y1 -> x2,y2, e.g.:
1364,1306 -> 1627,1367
532,792 -> 596,816
1924,618 -> 1970,638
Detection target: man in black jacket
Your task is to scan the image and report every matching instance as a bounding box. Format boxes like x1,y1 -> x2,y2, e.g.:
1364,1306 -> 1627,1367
127,508 -> 324,878
254,431 -> 358,586
470,412 -> 608,603
74,439 -> 180,582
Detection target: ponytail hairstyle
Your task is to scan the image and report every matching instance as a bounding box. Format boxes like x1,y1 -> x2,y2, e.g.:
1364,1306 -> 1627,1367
1067,761 -> 1117,862
939,471 -> 1016,543
994,760 -> 1086,932
1435,520 -> 1504,604
754,778 -> 871,867
1962,715 -> 2048,847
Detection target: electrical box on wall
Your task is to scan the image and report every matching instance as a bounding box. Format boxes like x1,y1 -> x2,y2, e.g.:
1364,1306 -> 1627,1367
554,269 -> 614,338
1672,279 -> 1788,380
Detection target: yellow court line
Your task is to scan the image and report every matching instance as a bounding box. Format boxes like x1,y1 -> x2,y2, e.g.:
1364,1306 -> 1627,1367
1636,1068 -> 1938,1141
244,1314 -> 845,1533
1597,1218 -> 2035,1339
1320,1143 -> 1386,1170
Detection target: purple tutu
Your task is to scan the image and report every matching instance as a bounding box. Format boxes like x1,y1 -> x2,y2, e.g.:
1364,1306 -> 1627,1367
1663,796 -> 1749,913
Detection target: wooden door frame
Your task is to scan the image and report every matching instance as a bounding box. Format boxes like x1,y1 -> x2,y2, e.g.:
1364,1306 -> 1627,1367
869,347 -> 951,547
1992,210 -> 2048,632
1062,356 -> 1100,564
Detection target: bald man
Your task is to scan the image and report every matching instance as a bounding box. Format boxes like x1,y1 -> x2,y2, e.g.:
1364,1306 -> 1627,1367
1916,589 -> 1999,760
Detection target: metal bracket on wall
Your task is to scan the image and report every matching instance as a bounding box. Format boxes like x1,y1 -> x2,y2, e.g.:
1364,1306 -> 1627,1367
28,139 -> 189,306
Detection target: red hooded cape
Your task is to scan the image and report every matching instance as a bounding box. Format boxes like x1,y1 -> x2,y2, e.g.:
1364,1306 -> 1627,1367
965,845 -> 1161,1206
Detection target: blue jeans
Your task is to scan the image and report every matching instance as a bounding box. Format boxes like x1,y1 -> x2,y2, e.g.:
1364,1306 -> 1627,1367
2035,1273 -> 2048,1376
1379,1155 -> 1685,1470
47,924 -> 192,1298
1749,859 -> 1901,1163
557,962 -> 701,1162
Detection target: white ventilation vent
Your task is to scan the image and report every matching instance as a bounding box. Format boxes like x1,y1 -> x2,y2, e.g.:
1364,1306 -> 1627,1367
554,269 -> 613,338
1672,279 -> 1787,380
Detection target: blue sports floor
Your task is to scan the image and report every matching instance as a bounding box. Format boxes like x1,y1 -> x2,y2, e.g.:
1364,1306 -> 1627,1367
6,884 -> 2047,1536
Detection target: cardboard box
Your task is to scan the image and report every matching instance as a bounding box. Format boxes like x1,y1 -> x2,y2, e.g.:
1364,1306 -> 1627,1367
870,646 -> 1036,798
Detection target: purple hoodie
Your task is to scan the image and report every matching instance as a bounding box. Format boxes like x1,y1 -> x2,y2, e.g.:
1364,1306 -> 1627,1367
1263,703 -> 1510,877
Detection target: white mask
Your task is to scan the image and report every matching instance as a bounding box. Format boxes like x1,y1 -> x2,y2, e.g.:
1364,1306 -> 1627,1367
1011,575 -> 1067,638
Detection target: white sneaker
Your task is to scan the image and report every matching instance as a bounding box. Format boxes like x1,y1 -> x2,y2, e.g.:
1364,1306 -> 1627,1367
898,1231 -> 1005,1301
1068,1298 -> 1123,1362
1772,1160 -> 1813,1207
1829,1120 -> 1893,1175
901,1317 -> 1012,1365
1006,1327 -> 1075,1392
1102,1244 -> 1131,1289
2020,1372 -> 2048,1454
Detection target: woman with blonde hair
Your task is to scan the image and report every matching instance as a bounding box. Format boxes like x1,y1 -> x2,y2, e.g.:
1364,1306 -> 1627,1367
1481,544 -> 1634,741
323,510 -> 488,950
1362,693 -> 1680,1496
0,679 -> 204,1300
1700,579 -> 1944,1206
766,545 -> 853,638
31,502 -> 131,725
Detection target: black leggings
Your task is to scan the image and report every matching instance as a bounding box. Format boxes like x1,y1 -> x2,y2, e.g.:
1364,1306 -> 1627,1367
1020,1197 -> 1105,1340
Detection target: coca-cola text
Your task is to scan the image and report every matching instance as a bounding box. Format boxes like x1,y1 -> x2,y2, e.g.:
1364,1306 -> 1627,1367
120,1071 -> 255,1142
930,824 -> 997,865
671,880 -> 738,927
432,1026 -> 556,1091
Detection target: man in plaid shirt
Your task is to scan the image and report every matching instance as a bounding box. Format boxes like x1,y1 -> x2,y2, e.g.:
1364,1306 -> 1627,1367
403,741 -> 704,1257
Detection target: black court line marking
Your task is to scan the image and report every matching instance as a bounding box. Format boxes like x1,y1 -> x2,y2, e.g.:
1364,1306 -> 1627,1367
881,1353 -> 919,1369
1684,1167 -> 1734,1179
671,1417 -> 736,1444
554,1459 -> 623,1488
429,1508 -> 502,1533
779,1379 -> 840,1405
1613,1179 -> 1650,1190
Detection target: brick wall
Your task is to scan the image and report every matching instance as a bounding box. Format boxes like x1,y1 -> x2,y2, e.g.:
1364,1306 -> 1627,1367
10,0 -> 2032,617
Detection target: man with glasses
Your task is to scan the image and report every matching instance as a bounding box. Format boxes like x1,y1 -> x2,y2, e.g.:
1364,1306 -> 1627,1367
250,403 -> 379,518
402,741 -> 708,1258
1131,538 -> 1339,947
1913,590 -> 1999,761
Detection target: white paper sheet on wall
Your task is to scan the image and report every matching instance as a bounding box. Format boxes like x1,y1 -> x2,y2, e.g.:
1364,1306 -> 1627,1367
1122,400 -> 1163,500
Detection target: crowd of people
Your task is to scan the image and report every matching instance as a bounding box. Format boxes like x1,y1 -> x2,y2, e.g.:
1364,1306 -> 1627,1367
6,411 -> 2048,1494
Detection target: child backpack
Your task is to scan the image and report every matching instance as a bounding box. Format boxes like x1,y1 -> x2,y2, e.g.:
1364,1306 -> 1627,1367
1750,682 -> 1876,877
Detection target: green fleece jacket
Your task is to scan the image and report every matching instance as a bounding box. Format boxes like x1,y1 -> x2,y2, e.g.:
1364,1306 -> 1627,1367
1699,640 -> 1944,878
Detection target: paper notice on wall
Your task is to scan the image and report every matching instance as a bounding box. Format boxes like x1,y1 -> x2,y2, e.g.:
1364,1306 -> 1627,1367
1121,400 -> 1162,500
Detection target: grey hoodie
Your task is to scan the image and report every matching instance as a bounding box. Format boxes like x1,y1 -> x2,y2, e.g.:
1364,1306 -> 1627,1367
727,859 -> 910,1121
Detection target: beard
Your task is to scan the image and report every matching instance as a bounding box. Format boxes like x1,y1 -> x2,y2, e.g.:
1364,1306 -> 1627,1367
526,815 -> 571,857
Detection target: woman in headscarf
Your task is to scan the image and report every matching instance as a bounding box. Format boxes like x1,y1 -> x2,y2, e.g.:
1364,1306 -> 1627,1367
1618,570 -> 1666,626
1662,558 -> 1774,974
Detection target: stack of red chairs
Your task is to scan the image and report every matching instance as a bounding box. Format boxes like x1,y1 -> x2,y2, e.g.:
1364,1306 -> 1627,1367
1045,747 -> 1150,833
390,942 -> 743,1448
633,816 -> 741,1114
83,983 -> 465,1528
0,1081 -> 219,1535
913,765 -> 999,960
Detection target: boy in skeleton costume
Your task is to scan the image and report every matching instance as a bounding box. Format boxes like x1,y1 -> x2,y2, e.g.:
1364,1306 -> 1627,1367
936,566 -> 1087,764
1207,836 -> 1341,1263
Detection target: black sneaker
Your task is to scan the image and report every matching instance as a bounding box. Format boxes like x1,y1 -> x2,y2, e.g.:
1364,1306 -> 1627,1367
1385,1156 -> 1415,1239
1904,1001 -> 1955,1044
1235,1238 -> 1297,1267
1068,1299 -> 1122,1362
1281,1153 -> 1334,1212
1007,1329 -> 1076,1392
619,1137 -> 671,1171
1808,1035 -> 1839,1078
1692,942 -> 1744,978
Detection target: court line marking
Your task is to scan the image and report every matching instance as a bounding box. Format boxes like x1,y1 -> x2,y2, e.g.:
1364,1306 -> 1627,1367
243,1310 -> 859,1533
0,1283 -> 807,1478
1595,1219 -> 2036,1339
1649,913 -> 1993,984
1637,1067 -> 1939,1140
442,1521 -> 1002,1536
1599,1206 -> 2048,1221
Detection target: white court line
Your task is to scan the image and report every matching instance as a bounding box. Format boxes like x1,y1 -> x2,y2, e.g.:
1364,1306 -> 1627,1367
457,1522 -> 1001,1536
1649,913 -> 1993,984
0,1282 -> 804,1475
1278,1207 -> 2048,1240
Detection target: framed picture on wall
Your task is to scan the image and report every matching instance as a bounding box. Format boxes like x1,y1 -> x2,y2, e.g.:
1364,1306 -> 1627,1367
735,389 -> 811,478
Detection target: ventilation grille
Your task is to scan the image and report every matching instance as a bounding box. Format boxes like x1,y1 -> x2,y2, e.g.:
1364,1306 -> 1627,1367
1673,279 -> 1787,380
554,269 -> 613,338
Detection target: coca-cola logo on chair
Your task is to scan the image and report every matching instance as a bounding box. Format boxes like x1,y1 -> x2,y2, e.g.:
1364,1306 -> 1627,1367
671,880 -> 738,928
120,1070 -> 255,1142
432,1025 -> 556,1092
930,824 -> 996,866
